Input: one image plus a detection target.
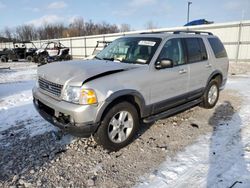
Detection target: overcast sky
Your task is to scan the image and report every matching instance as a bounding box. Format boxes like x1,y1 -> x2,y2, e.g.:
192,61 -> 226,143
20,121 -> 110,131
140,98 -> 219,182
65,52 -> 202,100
0,0 -> 250,30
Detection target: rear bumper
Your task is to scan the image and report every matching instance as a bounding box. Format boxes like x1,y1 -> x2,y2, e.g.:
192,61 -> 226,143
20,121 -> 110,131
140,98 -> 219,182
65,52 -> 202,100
220,78 -> 227,90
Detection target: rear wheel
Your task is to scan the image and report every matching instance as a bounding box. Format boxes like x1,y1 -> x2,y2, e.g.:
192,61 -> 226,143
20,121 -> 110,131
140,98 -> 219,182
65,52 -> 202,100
201,80 -> 219,109
26,55 -> 33,62
94,101 -> 139,151
65,54 -> 72,60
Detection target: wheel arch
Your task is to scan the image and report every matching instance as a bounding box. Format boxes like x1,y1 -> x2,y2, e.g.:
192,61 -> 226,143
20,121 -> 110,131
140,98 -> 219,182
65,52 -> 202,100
95,90 -> 148,124
207,70 -> 223,87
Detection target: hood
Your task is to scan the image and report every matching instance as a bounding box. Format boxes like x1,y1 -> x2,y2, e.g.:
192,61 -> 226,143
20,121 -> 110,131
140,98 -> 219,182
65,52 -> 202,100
35,49 -> 44,54
38,59 -> 141,86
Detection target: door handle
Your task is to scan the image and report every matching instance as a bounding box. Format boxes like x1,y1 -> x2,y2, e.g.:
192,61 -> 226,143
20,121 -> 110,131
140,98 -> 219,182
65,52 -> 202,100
206,64 -> 212,68
179,69 -> 187,74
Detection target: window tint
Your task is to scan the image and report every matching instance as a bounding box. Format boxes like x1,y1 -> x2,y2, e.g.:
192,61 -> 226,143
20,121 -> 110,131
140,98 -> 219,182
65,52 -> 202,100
208,38 -> 227,58
158,38 -> 185,66
185,38 -> 207,63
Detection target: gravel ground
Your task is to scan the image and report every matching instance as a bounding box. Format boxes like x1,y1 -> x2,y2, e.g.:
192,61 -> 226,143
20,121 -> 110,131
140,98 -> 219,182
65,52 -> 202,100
229,61 -> 250,75
0,88 -> 242,187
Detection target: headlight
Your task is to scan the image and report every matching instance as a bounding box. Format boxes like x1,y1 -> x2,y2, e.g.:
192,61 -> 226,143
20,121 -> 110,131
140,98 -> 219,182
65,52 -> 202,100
62,86 -> 97,105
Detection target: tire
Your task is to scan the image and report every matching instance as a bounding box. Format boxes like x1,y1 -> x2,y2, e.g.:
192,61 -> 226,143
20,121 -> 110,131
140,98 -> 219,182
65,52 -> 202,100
38,55 -> 46,64
0,56 -> 7,62
26,55 -> 33,62
94,101 -> 140,151
201,80 -> 219,109
33,55 -> 39,63
66,54 -> 72,60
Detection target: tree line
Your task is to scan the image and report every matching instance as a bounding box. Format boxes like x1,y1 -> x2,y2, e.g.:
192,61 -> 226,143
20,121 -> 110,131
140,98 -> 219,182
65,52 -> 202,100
0,17 -> 133,42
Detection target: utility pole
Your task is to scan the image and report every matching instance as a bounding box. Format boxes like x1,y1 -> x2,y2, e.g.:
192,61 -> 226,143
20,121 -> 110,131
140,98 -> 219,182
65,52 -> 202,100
187,1 -> 192,23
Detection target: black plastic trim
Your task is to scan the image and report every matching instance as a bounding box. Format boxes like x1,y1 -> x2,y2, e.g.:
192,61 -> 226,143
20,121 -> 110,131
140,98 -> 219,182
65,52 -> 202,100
151,88 -> 204,114
143,98 -> 202,123
206,70 -> 223,87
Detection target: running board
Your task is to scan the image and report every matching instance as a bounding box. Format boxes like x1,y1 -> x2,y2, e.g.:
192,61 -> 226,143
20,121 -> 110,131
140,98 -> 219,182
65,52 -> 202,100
143,98 -> 202,123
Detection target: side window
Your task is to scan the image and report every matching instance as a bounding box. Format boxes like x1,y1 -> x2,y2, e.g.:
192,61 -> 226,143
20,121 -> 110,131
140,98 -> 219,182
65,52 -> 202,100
185,38 -> 207,63
158,38 -> 185,66
208,38 -> 227,58
198,38 -> 208,60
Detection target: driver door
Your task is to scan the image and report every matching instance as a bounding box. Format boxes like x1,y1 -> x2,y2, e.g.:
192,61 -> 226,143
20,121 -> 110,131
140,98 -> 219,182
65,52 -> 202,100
149,38 -> 189,114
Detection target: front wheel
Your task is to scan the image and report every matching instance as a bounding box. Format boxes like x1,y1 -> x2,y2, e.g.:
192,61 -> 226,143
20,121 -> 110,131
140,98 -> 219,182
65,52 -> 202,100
201,80 -> 219,109
94,102 -> 139,151
0,56 -> 7,62
38,55 -> 47,64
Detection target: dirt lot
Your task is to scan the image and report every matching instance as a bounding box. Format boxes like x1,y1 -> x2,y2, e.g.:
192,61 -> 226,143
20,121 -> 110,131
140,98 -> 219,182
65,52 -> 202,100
0,62 -> 246,187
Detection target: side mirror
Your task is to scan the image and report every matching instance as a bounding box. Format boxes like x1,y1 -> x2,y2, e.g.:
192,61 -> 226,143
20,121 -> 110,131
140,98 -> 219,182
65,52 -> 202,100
155,59 -> 173,69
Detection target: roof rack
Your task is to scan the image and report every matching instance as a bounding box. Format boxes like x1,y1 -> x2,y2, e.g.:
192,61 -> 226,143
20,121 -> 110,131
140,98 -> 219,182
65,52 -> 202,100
173,30 -> 213,35
140,30 -> 213,35
140,31 -> 165,34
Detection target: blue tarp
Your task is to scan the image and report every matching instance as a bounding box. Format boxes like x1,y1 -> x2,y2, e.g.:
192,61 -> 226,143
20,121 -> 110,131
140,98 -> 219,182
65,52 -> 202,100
184,19 -> 214,26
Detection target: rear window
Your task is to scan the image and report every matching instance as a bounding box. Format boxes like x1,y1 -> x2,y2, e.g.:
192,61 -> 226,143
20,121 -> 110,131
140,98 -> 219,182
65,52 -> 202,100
185,38 -> 208,63
208,38 -> 227,58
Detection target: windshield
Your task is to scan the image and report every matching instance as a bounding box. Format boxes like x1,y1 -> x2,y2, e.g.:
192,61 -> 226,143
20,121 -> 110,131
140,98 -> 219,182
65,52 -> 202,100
41,43 -> 48,49
95,37 -> 161,64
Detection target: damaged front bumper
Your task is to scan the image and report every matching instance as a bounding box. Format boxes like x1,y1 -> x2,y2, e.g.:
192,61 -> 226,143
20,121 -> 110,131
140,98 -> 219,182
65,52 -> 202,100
32,87 -> 99,137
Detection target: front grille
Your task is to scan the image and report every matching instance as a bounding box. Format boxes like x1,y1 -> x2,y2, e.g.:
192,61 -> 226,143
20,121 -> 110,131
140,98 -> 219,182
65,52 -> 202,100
38,77 -> 63,97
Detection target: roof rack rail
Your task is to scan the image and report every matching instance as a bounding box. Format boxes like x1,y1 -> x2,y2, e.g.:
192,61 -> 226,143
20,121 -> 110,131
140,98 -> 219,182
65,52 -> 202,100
139,30 -> 213,35
173,30 -> 213,35
140,31 -> 165,34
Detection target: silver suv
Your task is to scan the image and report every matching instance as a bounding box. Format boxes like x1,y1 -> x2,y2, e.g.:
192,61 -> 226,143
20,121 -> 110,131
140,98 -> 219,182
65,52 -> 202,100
33,31 -> 229,151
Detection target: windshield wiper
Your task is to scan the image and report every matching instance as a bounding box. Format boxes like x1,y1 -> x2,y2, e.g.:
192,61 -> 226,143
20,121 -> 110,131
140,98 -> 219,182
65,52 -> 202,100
102,57 -> 114,61
102,57 -> 123,62
94,56 -> 103,60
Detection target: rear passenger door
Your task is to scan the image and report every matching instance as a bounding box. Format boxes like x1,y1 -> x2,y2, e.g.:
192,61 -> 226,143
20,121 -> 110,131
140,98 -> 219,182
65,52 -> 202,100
184,37 -> 210,97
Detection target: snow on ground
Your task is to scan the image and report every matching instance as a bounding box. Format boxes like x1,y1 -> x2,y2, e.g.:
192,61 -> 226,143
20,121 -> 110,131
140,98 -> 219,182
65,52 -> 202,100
0,82 -> 34,107
1,62 -> 250,187
0,63 -> 57,141
0,63 -> 37,83
138,76 -> 250,188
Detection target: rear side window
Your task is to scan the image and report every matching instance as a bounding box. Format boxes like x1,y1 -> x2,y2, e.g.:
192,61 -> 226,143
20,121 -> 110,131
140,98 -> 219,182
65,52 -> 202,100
185,38 -> 207,63
208,38 -> 227,58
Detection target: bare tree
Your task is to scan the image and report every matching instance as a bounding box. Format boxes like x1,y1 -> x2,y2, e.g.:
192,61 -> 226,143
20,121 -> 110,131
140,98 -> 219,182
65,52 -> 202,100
97,22 -> 119,35
0,31 -> 7,42
85,20 -> 97,35
15,24 -> 37,41
0,18 -> 129,41
37,23 -> 65,40
69,17 -> 85,36
3,27 -> 12,41
119,24 -> 131,32
145,21 -> 158,30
